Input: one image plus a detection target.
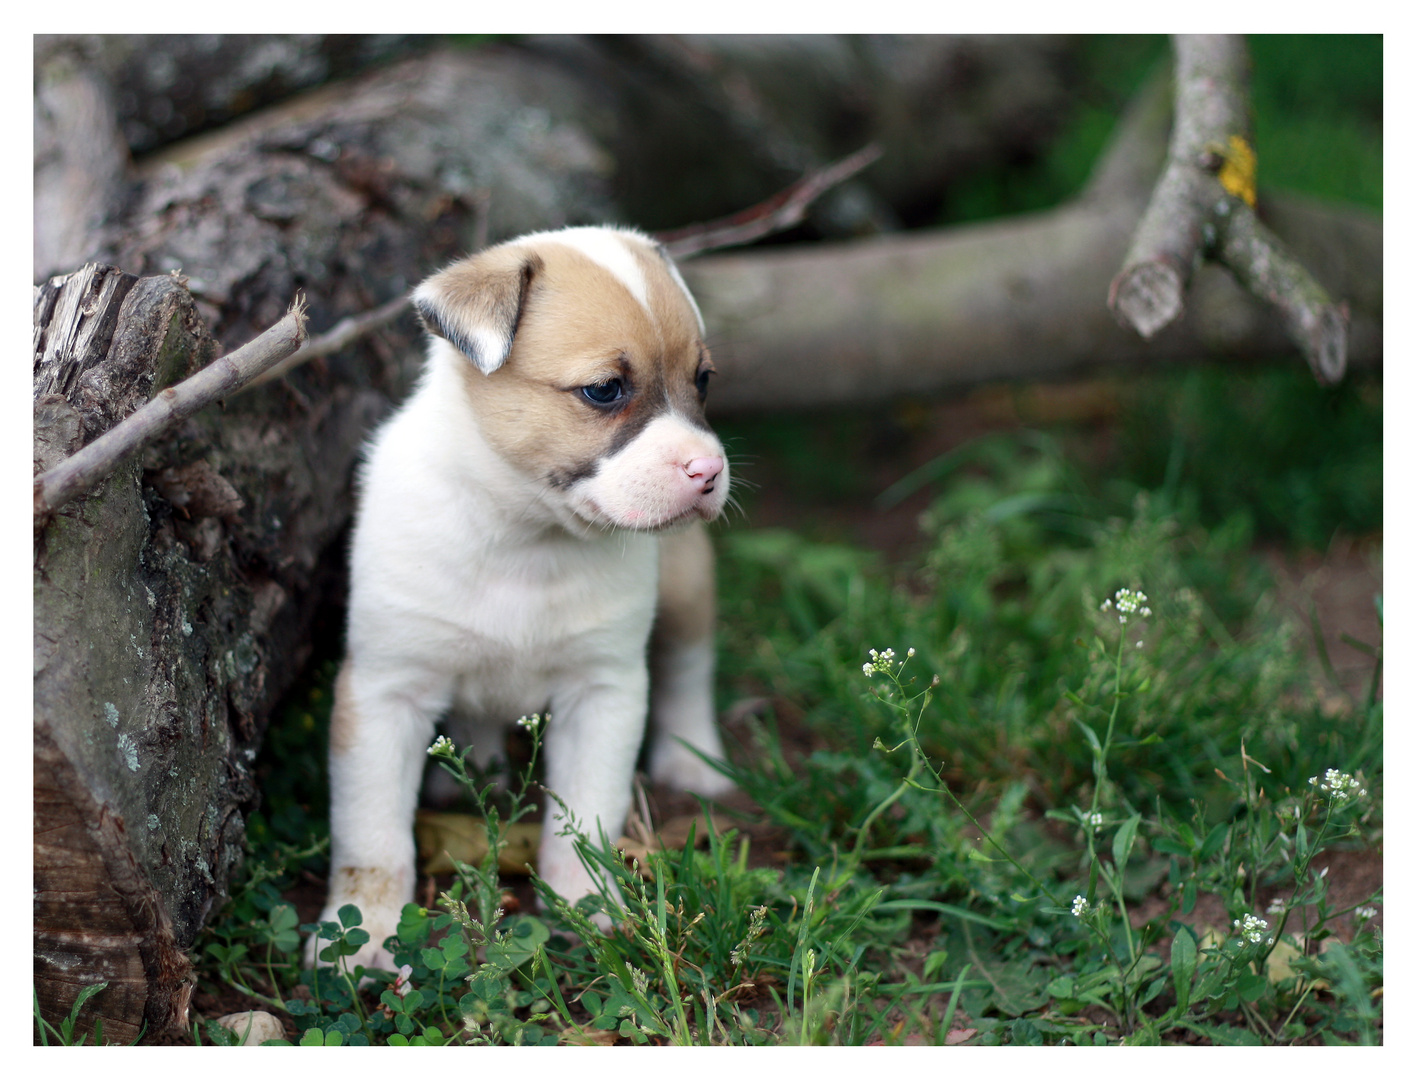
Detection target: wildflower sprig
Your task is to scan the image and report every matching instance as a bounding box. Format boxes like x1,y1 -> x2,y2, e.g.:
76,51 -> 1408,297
517,713 -> 548,733
1233,913 -> 1274,947
1052,586 -> 1160,1031
862,647 -> 913,677
859,646 -> 1059,911
1309,769 -> 1367,806
1100,587 -> 1152,625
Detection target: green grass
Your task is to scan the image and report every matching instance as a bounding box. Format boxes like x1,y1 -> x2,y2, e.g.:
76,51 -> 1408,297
190,380 -> 1381,1044
179,32 -> 1381,1048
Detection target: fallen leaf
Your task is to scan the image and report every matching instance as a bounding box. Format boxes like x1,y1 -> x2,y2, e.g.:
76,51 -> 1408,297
414,812 -> 538,875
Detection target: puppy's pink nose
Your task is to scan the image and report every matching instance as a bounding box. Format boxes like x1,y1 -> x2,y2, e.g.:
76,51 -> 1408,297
683,456 -> 724,492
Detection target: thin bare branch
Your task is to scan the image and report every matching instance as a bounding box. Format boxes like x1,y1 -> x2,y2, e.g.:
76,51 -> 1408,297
245,292 -> 409,390
655,143 -> 884,260
35,297 -> 308,524
1214,205 -> 1349,383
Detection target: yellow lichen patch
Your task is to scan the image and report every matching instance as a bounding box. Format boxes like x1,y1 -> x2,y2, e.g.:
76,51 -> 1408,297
1218,134 -> 1258,207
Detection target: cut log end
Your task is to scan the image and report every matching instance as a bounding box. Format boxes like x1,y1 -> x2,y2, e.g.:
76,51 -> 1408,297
1109,260 -> 1185,340
1303,305 -> 1350,385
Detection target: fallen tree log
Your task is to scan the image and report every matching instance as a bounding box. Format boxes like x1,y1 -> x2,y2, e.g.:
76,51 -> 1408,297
684,65 -> 1381,413
33,43 -> 625,1044
684,190 -> 1380,415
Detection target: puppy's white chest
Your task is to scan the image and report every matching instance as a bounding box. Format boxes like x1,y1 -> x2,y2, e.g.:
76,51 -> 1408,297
445,535 -> 658,653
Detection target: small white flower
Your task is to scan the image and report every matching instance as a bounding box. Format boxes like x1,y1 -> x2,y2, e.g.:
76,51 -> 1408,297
1087,812 -> 1103,830
1355,906 -> 1378,923
1233,913 -> 1269,945
863,647 -> 899,676
392,963 -> 415,998
516,713 -> 546,731
428,734 -> 455,756
1310,768 -> 1366,804
1071,895 -> 1091,918
1267,897 -> 1286,915
1102,588 -> 1152,627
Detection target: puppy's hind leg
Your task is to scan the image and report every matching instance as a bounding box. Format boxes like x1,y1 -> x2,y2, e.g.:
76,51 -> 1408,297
648,522 -> 734,797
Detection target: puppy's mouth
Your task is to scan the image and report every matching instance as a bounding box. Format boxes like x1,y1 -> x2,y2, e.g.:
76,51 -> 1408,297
571,496 -> 717,534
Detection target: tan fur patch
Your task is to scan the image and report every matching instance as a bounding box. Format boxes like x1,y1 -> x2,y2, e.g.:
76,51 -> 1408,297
429,236 -> 711,481
654,521 -> 716,645
328,663 -> 359,756
333,865 -> 403,910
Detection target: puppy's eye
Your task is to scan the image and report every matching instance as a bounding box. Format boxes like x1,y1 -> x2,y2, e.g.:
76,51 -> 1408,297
581,378 -> 626,407
695,367 -> 714,401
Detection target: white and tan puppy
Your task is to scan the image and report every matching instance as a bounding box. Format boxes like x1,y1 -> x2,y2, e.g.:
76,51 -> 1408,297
309,225 -> 733,973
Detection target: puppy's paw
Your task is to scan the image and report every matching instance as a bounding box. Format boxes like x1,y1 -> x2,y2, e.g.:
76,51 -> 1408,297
303,871 -> 407,977
303,919 -> 399,979
537,843 -> 621,932
649,742 -> 735,798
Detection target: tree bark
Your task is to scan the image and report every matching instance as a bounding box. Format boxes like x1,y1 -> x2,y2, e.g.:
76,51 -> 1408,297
33,43 -> 625,1044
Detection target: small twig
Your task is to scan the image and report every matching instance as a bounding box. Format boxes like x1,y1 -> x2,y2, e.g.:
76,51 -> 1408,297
34,297 -> 308,525
655,143 -> 884,260
1212,200 -> 1349,383
244,292 -> 410,390
1109,35 -> 1251,339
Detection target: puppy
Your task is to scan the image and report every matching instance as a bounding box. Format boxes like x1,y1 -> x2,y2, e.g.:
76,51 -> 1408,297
307,225 -> 733,974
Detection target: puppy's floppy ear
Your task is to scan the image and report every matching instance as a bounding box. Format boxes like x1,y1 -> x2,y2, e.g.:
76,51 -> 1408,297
412,247 -> 544,375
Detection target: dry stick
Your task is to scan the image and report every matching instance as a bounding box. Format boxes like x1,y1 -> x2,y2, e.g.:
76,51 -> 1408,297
34,297 -> 309,524
1108,35 -> 1349,381
235,151 -> 880,403
1109,35 -> 1251,339
245,292 -> 409,390
655,143 -> 884,260
1214,202 -> 1349,384
250,150 -> 878,393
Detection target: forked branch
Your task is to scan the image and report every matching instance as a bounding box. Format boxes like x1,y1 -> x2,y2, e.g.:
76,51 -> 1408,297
1108,34 -> 1348,382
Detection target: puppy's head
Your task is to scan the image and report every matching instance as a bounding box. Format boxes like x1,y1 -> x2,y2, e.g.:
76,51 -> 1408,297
413,226 -> 728,532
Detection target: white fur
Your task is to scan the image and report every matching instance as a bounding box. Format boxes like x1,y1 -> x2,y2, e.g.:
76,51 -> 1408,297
515,225 -> 705,333
308,228 -> 730,975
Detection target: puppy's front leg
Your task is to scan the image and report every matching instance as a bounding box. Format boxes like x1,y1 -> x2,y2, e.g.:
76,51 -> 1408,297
537,668 -> 649,924
305,663 -> 450,974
